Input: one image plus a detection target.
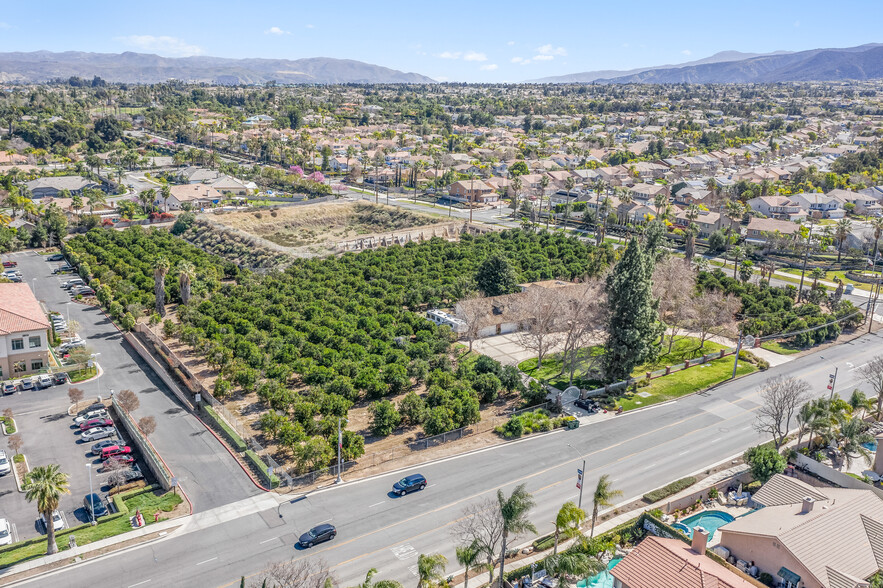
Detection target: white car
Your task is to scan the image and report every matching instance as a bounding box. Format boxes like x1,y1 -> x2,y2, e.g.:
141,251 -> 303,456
40,510 -> 64,532
74,410 -> 108,424
81,427 -> 115,442
0,451 -> 10,476
0,519 -> 11,546
37,374 -> 53,388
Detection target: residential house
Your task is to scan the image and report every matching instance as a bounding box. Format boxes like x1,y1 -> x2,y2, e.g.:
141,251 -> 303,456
0,283 -> 50,379
827,189 -> 883,216
24,176 -> 99,199
746,196 -> 806,221
425,310 -> 466,334
673,187 -> 712,206
719,474 -> 883,588
674,209 -> 721,237
329,157 -> 350,172
177,166 -> 222,184
629,183 -> 669,203
611,533 -> 758,588
789,193 -> 845,219
209,175 -> 255,197
449,179 -> 497,203
164,184 -> 223,210
745,217 -> 801,243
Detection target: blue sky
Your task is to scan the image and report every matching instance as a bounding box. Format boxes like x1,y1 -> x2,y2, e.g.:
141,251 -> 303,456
0,1 -> 880,82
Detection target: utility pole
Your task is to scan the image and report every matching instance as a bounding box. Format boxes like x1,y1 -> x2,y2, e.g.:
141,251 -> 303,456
827,368 -> 838,400
576,460 -> 585,510
731,330 -> 743,379
335,417 -> 343,484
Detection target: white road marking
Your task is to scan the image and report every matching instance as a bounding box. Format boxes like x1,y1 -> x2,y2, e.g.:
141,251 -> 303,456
709,437 -> 721,444
317,518 -> 333,524
195,557 -> 218,566
259,537 -> 280,544
128,580 -> 152,588
408,564 -> 420,576
368,501 -> 386,508
16,409 -> 40,416
391,543 -> 418,560
677,450 -> 690,456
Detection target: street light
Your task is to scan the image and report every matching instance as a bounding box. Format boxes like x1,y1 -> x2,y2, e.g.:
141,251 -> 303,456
90,353 -> 101,398
86,463 -> 96,525
566,443 -> 586,510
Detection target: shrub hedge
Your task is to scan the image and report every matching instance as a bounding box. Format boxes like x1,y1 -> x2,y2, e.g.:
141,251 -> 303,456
642,476 -> 697,503
203,406 -> 248,452
244,449 -> 280,488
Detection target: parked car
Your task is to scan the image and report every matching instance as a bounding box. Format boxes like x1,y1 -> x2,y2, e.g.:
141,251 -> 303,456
392,474 -> 427,496
90,439 -> 120,455
100,446 -> 132,460
82,427 -> 116,442
6,275 -> 21,282
37,374 -> 53,389
574,398 -> 597,413
79,418 -> 113,431
83,493 -> 108,519
72,287 -> 95,296
78,403 -> 105,416
46,254 -> 65,261
119,465 -> 144,484
2,270 -> 21,279
59,341 -> 86,353
52,372 -> 69,385
101,455 -> 135,469
0,518 -> 11,546
1,382 -> 16,395
0,451 -> 10,476
19,378 -> 35,391
75,410 -> 108,424
2,261 -> 16,268
53,265 -> 75,274
298,523 -> 336,548
40,510 -> 64,532
61,279 -> 84,289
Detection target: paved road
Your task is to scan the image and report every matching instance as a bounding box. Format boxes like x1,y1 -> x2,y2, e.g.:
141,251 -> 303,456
16,331 -> 883,588
9,251 -> 261,512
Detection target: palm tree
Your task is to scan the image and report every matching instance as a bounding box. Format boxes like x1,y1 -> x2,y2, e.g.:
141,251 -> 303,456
590,475 -> 622,538
497,484 -> 536,586
540,175 -> 551,229
684,204 -> 701,263
724,199 -> 744,251
511,176 -> 522,219
160,183 -> 172,212
617,189 -> 634,229
22,464 -> 70,554
810,267 -> 825,288
653,193 -> 667,217
868,216 -> 883,262
848,389 -> 875,419
553,501 -> 586,555
416,553 -> 447,588
154,256 -> 170,318
563,176 -> 576,226
177,261 -> 196,305
795,400 -> 814,449
139,189 -> 156,213
544,552 -> 604,585
834,218 -> 853,263
86,188 -> 107,214
730,245 -> 744,280
838,417 -> 875,469
351,568 -> 404,588
455,542 -> 482,588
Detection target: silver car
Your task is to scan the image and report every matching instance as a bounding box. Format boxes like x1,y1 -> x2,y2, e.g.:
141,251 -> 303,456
0,451 -> 10,476
81,427 -> 115,442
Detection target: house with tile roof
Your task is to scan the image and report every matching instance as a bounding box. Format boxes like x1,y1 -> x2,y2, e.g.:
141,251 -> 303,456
0,283 -> 50,379
718,474 -> 883,588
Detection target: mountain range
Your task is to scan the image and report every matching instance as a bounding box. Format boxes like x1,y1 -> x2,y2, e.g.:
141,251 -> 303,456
532,44 -> 883,84
0,51 -> 435,84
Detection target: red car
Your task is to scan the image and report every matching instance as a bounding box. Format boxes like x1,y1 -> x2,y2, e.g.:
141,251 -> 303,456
2,261 -> 16,268
79,418 -> 113,431
101,455 -> 135,469
100,445 -> 132,460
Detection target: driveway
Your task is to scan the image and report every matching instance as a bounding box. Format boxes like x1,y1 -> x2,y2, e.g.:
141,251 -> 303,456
7,251 -> 261,513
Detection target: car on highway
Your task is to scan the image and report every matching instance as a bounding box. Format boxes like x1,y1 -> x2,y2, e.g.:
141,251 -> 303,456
101,455 -> 135,469
40,510 -> 64,532
53,372 -> 69,385
0,519 -> 11,546
2,382 -> 16,395
0,451 -> 10,476
19,378 -> 35,391
84,493 -> 108,519
90,439 -> 120,455
79,418 -> 113,431
46,254 -> 65,262
37,374 -> 53,389
2,261 -> 16,268
74,409 -> 109,424
392,474 -> 427,496
298,523 -> 336,548
81,427 -> 115,442
100,446 -> 132,460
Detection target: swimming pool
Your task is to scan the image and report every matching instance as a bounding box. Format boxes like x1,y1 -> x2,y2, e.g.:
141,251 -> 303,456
862,440 -> 877,452
576,556 -> 623,588
672,510 -> 735,540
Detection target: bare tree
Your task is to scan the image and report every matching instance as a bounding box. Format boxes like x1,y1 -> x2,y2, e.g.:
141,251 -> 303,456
689,290 -> 740,349
858,355 -> 883,419
138,416 -> 157,437
558,282 -> 607,386
68,387 -> 85,408
451,498 -> 504,586
754,376 -> 812,448
8,433 -> 22,456
103,458 -> 131,488
515,286 -> 564,369
456,296 -> 489,353
252,556 -> 336,588
652,258 -> 697,353
116,389 -> 140,413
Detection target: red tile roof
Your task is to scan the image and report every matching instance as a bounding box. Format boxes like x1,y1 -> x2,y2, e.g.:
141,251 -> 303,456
0,283 -> 50,335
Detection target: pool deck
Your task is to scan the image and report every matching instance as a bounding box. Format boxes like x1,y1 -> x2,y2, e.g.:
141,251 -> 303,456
669,504 -> 755,546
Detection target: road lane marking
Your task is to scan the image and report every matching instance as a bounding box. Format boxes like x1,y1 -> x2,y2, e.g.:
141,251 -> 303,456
195,557 -> 217,566
317,518 -> 333,524
128,580 -> 151,588
368,501 -> 386,508
259,537 -> 280,545
677,450 -> 690,456
390,543 -> 418,560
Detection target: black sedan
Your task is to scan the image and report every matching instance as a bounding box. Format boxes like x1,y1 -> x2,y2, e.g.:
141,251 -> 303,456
392,473 -> 427,496
298,523 -> 336,548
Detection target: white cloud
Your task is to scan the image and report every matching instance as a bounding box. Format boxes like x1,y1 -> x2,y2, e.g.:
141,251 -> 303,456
116,35 -> 203,57
463,51 -> 487,62
480,63 -> 498,71
532,54 -> 554,61
305,24 -> 315,29
507,40 -> 515,46
438,51 -> 462,59
511,56 -> 524,63
681,49 -> 692,56
265,26 -> 290,35
536,44 -> 567,57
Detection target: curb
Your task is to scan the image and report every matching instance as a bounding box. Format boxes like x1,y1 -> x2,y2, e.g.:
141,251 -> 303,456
2,417 -> 17,436
12,454 -> 29,493
193,413 -> 271,492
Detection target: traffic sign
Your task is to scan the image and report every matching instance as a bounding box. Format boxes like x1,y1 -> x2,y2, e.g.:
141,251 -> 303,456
743,335 -> 755,348
577,469 -> 583,476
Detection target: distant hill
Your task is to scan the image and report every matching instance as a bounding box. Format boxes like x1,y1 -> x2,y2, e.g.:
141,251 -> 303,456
528,50 -> 792,83
0,51 -> 435,84
598,44 -> 883,84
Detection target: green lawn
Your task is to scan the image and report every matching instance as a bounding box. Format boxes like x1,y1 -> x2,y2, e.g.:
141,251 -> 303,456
761,340 -> 802,355
68,366 -> 97,383
777,267 -> 875,291
0,490 -> 181,568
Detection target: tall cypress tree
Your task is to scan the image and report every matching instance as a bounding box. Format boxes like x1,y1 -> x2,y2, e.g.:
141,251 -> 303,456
475,252 -> 518,297
604,238 -> 663,381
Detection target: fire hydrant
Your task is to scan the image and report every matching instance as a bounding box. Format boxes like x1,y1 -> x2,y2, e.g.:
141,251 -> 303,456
154,511 -> 160,523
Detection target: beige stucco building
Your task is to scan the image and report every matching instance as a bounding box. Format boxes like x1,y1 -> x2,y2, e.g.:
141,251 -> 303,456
0,283 -> 50,379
